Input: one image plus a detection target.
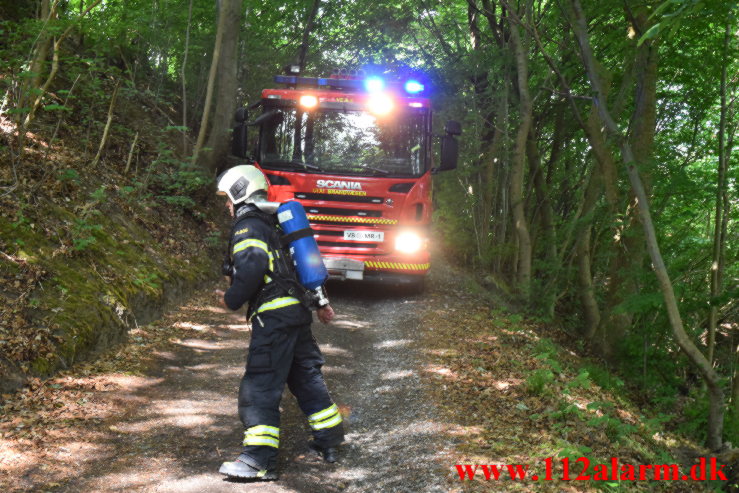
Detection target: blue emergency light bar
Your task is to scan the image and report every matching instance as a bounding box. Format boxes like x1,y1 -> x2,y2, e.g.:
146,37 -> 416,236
274,75 -> 425,95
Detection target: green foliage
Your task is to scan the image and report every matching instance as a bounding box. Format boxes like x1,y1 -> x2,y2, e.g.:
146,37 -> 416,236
132,272 -> 161,291
71,218 -> 103,251
526,368 -> 555,395
565,369 -> 592,391
58,169 -> 81,183
43,103 -> 72,112
204,231 -> 222,249
582,364 -> 625,392
586,414 -> 637,442
534,339 -> 563,374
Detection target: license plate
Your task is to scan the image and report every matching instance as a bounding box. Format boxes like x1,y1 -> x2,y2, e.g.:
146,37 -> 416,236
343,230 -> 384,242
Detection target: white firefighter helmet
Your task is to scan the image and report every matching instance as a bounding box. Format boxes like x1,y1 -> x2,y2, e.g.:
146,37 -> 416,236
216,165 -> 268,205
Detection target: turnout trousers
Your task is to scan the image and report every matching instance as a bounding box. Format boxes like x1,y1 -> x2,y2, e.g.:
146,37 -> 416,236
238,315 -> 344,470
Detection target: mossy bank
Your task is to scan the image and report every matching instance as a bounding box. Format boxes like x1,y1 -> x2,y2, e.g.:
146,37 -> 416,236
0,172 -> 225,394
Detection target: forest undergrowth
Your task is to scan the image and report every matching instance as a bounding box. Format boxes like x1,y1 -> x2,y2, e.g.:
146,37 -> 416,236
0,67 -> 225,394
422,261 -> 738,492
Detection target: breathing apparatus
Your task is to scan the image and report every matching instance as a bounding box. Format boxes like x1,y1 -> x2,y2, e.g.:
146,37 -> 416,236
217,166 -> 329,308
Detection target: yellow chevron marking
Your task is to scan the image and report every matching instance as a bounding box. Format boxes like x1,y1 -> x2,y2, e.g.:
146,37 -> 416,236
363,262 -> 430,271
307,214 -> 398,225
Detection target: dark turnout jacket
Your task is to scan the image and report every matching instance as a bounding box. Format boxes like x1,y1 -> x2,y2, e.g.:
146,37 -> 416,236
224,205 -> 311,327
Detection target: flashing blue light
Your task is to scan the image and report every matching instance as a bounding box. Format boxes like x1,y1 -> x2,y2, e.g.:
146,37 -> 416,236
365,76 -> 385,92
404,80 -> 425,94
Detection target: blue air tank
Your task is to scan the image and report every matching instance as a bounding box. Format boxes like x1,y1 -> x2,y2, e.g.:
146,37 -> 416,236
276,201 -> 327,289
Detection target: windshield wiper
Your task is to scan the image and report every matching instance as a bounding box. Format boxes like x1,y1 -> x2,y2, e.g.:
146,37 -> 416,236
267,160 -> 322,172
358,165 -> 389,175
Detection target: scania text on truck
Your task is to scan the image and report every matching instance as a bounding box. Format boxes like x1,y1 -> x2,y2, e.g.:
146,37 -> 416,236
231,67 -> 461,290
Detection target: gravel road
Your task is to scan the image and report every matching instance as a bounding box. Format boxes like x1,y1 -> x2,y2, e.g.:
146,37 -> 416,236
36,280 -> 454,492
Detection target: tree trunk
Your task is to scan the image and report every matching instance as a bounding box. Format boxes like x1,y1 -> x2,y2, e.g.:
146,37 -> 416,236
575,163 -> 603,338
21,0 -> 102,133
527,128 -> 558,316
569,0 -> 725,451
708,21 -> 732,364
467,0 -> 494,259
507,5 -> 533,291
90,83 -> 119,168
192,0 -> 228,167
296,0 -> 320,71
180,0 -> 194,153
20,0 -> 57,120
204,0 -> 242,173
598,5 -> 659,358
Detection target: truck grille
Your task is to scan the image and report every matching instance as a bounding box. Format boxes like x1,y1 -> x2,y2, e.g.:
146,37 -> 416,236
304,206 -> 381,217
304,203 -> 398,224
295,192 -> 384,204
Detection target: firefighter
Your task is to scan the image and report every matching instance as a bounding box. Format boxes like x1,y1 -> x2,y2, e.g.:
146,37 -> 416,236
214,165 -> 344,480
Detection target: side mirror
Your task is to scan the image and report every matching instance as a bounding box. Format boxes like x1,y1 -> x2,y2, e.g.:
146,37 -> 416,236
439,135 -> 459,172
445,120 -> 462,136
248,109 -> 283,127
436,120 -> 461,172
235,107 -> 247,123
232,108 -> 249,158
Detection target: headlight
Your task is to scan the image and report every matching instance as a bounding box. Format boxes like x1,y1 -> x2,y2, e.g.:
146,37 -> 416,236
367,93 -> 394,115
395,232 -> 422,254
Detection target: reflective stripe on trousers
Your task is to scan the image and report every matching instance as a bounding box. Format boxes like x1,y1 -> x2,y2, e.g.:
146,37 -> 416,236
243,425 -> 280,448
308,403 -> 343,431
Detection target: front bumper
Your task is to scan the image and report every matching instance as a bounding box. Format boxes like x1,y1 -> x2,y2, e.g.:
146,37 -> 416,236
322,254 -> 429,282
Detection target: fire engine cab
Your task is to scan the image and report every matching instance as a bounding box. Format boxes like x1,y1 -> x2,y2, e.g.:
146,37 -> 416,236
231,67 -> 461,289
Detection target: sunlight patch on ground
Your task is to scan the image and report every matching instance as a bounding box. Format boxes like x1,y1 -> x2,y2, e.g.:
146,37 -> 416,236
390,419 -> 445,438
327,467 -> 374,481
493,378 -> 523,390
186,305 -> 231,314
446,424 -> 484,437
381,369 -> 415,380
151,350 -> 179,360
0,443 -> 34,471
426,348 -> 459,357
0,116 -> 14,135
111,414 -> 214,432
215,323 -> 250,331
181,363 -> 232,372
55,439 -> 115,462
175,339 -> 229,351
150,398 -> 230,416
156,474 -> 253,493
333,317 -> 370,329
373,384 -> 394,394
173,321 -> 208,331
93,374 -> 165,390
0,438 -> 114,474
423,364 -> 458,379
322,366 -> 355,376
373,339 -> 412,349
317,343 -> 352,357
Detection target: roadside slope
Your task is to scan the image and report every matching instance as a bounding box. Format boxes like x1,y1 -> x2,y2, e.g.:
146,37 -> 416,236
1,85 -> 223,393
420,259 -> 734,492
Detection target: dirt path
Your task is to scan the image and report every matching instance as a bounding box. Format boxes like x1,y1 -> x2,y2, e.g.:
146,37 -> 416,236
1,280 -> 455,492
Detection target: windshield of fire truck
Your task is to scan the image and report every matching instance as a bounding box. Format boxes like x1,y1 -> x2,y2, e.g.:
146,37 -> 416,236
258,107 -> 427,177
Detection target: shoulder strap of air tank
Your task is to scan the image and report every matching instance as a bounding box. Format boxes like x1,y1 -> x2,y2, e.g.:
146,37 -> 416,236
279,227 -> 316,247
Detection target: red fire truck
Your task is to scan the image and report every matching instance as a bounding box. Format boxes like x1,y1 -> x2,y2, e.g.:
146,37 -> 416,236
231,68 -> 460,289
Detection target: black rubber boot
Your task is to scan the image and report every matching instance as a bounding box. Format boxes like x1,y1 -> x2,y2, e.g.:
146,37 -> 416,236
219,454 -> 278,481
309,442 -> 338,463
